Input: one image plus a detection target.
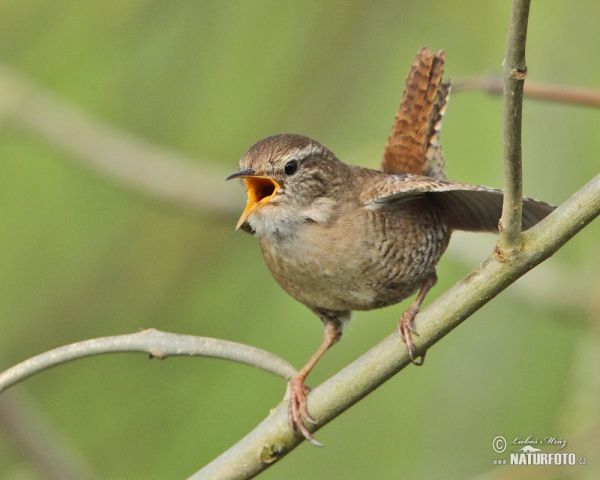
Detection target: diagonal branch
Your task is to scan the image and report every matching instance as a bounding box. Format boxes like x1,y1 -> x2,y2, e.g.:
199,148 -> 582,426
0,65 -> 237,215
0,391 -> 99,480
499,0 -> 531,254
191,172 -> 600,479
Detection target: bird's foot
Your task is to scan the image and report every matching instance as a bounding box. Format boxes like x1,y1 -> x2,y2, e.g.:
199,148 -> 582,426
288,376 -> 323,447
398,306 -> 426,366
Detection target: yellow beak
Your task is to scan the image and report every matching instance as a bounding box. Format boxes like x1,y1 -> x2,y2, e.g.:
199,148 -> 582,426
226,169 -> 280,230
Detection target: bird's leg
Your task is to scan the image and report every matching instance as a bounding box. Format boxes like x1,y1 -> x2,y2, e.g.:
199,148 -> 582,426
398,273 -> 437,366
288,320 -> 342,446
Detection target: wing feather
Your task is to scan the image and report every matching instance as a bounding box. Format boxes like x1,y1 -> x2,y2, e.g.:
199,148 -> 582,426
363,175 -> 555,232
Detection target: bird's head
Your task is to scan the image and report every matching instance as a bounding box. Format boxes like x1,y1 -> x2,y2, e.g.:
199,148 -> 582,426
226,134 -> 343,233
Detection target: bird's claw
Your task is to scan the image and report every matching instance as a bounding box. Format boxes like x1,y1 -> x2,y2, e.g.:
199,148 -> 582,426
398,307 -> 426,366
288,377 -> 323,447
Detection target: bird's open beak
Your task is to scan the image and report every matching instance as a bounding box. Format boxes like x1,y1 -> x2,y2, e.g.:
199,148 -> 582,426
226,169 -> 281,230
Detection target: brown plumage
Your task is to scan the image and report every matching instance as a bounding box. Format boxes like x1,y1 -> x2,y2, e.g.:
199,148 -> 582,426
381,47 -> 450,179
226,48 -> 555,445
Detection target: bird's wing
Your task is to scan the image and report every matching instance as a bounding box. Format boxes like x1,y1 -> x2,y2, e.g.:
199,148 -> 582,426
362,174 -> 555,232
380,47 -> 451,180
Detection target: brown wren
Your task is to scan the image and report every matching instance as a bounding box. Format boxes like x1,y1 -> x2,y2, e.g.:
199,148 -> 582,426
226,48 -> 555,445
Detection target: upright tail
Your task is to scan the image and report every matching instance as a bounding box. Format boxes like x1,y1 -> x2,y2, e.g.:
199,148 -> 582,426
381,47 -> 451,180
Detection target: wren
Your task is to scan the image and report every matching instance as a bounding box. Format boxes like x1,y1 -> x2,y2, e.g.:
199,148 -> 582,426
227,48 -> 555,444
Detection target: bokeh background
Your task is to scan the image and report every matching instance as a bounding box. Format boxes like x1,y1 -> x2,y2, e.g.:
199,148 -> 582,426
1,1 -> 599,479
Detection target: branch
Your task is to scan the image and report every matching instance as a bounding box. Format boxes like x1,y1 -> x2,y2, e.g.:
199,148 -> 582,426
0,65 -> 238,215
448,234 -> 591,316
499,0 -> 531,254
452,75 -> 600,108
0,329 -> 297,393
191,172 -> 600,479
0,390 -> 99,480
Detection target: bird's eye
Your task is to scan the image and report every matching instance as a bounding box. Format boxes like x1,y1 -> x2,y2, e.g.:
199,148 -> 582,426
284,159 -> 298,176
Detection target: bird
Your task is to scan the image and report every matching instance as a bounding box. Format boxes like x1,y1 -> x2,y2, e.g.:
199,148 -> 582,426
226,47 -> 555,445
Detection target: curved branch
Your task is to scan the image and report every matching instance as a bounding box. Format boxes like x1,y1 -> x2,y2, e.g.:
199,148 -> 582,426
0,329 -> 298,393
499,0 -> 531,254
191,173 -> 600,480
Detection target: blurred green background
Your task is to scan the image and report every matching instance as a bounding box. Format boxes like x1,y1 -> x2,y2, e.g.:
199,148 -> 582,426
1,1 -> 599,479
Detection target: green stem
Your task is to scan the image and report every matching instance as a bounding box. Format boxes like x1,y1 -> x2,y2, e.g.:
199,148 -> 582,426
499,0 -> 531,254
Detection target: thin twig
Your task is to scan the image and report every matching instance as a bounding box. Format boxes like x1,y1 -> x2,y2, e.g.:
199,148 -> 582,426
0,329 -> 297,393
192,173 -> 600,479
498,0 -> 531,254
453,75 -> 600,108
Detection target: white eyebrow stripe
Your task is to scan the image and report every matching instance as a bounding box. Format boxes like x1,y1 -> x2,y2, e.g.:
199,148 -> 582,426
280,143 -> 325,163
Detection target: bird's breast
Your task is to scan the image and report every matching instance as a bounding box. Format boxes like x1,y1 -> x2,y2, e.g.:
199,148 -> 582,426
257,199 -> 451,313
